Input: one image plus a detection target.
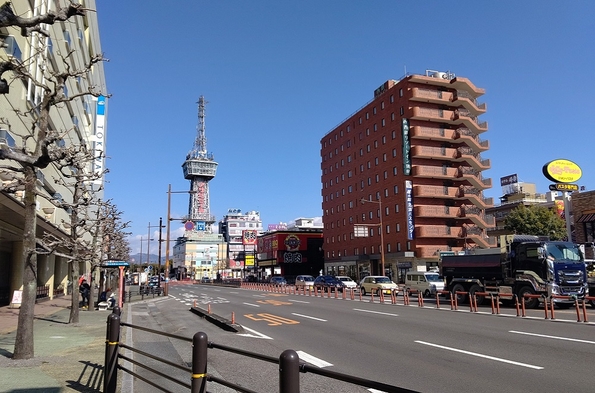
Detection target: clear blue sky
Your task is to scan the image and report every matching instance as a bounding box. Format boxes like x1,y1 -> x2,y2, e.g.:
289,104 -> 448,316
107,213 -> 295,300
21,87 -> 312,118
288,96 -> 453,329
95,1 -> 595,257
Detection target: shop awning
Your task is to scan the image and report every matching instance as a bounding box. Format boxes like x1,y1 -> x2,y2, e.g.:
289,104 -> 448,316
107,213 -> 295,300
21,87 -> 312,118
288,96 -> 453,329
577,213 -> 595,223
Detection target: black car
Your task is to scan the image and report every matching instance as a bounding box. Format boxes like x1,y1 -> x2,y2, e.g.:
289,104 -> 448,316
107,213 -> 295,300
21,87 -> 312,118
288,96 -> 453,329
313,275 -> 346,292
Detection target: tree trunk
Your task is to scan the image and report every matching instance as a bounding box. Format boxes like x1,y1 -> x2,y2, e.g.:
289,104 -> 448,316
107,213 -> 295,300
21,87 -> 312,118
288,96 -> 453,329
13,166 -> 38,360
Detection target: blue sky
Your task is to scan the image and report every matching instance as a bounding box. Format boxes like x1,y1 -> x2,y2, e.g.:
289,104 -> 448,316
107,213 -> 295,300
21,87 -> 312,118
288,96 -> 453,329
95,1 -> 595,257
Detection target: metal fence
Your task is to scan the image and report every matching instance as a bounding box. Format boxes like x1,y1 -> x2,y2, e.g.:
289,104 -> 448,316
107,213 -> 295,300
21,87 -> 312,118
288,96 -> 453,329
104,307 -> 418,393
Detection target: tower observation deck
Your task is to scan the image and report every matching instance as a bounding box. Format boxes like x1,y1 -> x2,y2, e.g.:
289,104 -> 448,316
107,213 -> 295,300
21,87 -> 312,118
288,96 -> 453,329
182,96 -> 218,231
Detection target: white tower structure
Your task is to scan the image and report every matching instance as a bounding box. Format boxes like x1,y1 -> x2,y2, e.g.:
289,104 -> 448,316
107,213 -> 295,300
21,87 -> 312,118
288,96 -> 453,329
182,96 -> 218,232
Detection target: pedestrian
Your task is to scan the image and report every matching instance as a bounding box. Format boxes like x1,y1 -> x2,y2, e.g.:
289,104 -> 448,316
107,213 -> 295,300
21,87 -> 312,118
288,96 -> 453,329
79,279 -> 91,310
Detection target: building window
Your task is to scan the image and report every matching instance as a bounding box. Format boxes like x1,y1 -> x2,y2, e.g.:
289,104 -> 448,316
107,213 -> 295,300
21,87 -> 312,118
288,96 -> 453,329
367,161 -> 371,169
360,148 -> 364,157
387,243 -> 391,252
392,148 -> 397,158
407,242 -> 411,251
392,130 -> 396,139
359,117 -> 362,124
373,107 -> 377,115
384,171 -> 388,179
374,124 -> 378,131
375,174 -> 379,183
395,204 -> 400,213
375,157 -> 379,165
360,164 -> 364,172
399,88 -> 403,97
397,242 -> 401,251
381,101 -> 385,109
394,185 -> 399,194
382,136 -> 386,145
381,118 -> 385,127
400,107 -> 404,116
367,177 -> 372,185
366,128 -> 370,136
393,166 -> 398,175
366,112 -> 369,120
348,170 -> 352,178
383,153 -> 387,162
367,145 -> 371,153
374,140 -> 378,148
391,113 -> 395,121
390,95 -> 394,103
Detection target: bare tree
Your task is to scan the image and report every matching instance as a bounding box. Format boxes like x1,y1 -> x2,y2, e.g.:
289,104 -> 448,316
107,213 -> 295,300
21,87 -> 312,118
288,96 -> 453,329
0,2 -> 107,359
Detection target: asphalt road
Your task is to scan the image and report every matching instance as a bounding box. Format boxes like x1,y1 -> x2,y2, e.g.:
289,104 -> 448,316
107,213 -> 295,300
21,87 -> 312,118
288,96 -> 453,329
125,285 -> 595,393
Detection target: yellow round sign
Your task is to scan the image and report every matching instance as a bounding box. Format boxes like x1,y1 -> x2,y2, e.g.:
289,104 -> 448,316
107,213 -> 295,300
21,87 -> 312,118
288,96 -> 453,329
542,159 -> 582,183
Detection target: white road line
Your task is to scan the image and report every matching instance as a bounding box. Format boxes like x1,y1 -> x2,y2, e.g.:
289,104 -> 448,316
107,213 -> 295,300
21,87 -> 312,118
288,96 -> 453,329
252,294 -> 267,298
289,299 -> 310,304
238,326 -> 273,340
243,302 -> 261,307
296,351 -> 333,368
353,308 -> 399,317
509,330 -> 595,345
291,313 -> 327,322
415,341 -> 543,370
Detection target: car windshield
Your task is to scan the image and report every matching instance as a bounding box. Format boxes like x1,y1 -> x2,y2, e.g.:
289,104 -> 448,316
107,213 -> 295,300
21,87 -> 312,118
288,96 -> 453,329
339,277 -> 353,282
375,277 -> 392,283
425,273 -> 441,282
301,276 -> 314,281
545,243 -> 583,262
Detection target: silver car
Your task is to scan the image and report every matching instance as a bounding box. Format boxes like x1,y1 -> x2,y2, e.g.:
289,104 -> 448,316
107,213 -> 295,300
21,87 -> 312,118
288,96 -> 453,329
295,275 -> 315,290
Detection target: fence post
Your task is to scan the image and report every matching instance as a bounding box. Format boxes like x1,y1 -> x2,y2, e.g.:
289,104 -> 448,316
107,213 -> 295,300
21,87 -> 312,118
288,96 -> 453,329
104,313 -> 120,393
279,349 -> 300,393
191,332 -> 209,393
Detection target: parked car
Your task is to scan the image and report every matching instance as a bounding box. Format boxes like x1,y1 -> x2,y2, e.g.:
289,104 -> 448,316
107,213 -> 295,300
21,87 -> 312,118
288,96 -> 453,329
405,271 -> 445,297
359,276 -> 397,296
313,275 -> 346,292
336,276 -> 357,291
201,276 -> 212,283
295,275 -> 315,290
269,276 -> 287,286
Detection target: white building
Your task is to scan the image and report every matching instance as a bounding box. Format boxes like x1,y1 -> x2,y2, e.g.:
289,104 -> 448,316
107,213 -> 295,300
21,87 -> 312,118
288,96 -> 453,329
0,1 -> 107,305
218,209 -> 263,277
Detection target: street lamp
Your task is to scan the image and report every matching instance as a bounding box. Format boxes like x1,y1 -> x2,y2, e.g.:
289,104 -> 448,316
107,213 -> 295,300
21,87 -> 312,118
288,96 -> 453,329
361,197 -> 385,276
139,235 -> 152,283
164,184 -> 198,296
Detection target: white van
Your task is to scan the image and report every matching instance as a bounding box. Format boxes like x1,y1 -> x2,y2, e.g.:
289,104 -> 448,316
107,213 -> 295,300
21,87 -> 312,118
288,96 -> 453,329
405,271 -> 444,297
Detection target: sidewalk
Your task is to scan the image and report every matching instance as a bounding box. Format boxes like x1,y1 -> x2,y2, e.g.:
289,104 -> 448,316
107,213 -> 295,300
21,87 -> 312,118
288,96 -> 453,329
0,287 -> 156,393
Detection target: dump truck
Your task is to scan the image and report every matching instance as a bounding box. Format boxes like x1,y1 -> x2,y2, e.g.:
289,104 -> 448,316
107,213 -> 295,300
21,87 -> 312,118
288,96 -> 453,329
440,235 -> 588,308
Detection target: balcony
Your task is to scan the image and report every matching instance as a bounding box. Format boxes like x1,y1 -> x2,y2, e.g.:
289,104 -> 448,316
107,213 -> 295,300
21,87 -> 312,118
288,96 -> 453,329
456,166 -> 492,190
410,88 -> 452,106
465,225 -> 496,248
413,185 -> 458,199
408,74 -> 485,97
411,145 -> 457,161
453,128 -> 489,152
411,165 -> 458,180
453,109 -> 488,134
457,205 -> 495,229
414,205 -> 459,219
411,107 -> 453,123
454,147 -> 491,171
410,126 -> 454,142
452,90 -> 487,115
456,186 -> 494,209
416,225 -> 464,238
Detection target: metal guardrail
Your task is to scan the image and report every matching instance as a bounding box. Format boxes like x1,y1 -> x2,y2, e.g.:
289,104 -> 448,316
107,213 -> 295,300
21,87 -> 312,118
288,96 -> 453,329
104,308 -> 419,393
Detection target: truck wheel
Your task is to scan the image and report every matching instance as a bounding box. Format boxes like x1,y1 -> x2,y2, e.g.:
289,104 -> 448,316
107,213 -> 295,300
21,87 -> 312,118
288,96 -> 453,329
452,283 -> 467,304
518,286 -> 539,309
469,284 -> 485,305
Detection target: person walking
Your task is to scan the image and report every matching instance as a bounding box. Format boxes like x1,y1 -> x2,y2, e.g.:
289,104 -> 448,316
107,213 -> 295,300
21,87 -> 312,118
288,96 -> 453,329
79,279 -> 91,310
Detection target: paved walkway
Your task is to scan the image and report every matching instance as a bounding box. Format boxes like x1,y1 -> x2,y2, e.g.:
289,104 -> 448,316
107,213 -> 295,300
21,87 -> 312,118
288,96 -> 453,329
0,286 -> 166,393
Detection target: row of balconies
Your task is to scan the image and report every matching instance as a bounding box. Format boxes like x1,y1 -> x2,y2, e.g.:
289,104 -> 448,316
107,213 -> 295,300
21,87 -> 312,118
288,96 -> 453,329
411,107 -> 488,134
414,225 -> 496,248
414,205 -> 495,228
413,185 -> 494,209
410,87 -> 487,116
408,74 -> 486,97
411,165 -> 492,190
409,126 -> 489,153
411,145 -> 491,171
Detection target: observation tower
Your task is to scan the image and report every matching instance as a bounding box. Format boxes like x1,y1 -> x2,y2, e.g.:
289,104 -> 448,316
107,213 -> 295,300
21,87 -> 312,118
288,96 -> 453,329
182,96 -> 218,232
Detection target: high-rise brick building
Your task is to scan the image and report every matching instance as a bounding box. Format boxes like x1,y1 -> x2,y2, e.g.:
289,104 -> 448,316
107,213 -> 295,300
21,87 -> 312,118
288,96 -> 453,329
320,70 -> 495,282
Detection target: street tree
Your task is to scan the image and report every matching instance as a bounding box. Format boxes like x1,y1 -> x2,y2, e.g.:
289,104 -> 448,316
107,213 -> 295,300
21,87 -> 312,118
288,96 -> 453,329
504,205 -> 567,240
0,2 -> 108,359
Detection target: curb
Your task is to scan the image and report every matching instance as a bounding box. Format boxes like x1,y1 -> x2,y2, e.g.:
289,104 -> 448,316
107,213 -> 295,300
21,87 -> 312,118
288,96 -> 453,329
189,307 -> 245,333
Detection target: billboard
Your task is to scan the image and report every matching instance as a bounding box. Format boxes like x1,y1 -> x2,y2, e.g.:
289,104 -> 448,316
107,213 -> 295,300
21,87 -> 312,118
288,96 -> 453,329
405,180 -> 414,240
402,119 -> 411,175
242,229 -> 258,245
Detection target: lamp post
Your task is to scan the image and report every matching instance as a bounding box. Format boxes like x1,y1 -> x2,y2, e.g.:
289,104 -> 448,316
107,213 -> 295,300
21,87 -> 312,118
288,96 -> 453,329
361,197 -> 385,276
148,221 -> 162,275
139,235 -> 152,284
165,184 -> 198,296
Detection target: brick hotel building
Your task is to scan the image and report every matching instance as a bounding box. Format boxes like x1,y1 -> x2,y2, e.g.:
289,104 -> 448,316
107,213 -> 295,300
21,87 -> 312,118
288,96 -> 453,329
320,70 -> 495,282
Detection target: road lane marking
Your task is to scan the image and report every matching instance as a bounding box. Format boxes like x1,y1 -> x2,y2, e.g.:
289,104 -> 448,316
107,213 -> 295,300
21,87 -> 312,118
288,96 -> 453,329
238,326 -> 273,340
415,341 -> 543,370
257,299 -> 293,306
296,351 -> 333,368
289,299 -> 310,304
353,308 -> 399,317
244,313 -> 300,326
291,313 -> 327,322
243,302 -> 261,307
509,330 -> 595,345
